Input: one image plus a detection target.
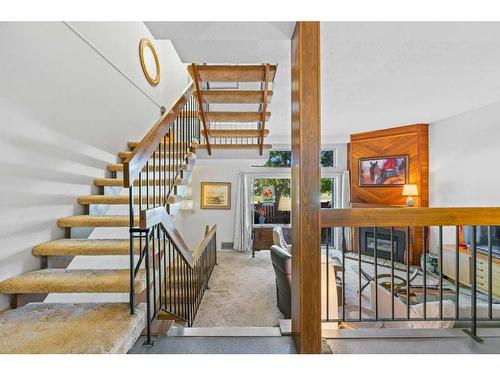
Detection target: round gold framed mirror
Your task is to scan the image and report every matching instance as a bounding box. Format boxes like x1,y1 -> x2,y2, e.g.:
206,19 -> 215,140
139,38 -> 160,86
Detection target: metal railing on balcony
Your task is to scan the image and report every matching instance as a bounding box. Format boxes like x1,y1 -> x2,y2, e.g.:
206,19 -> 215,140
321,207 -> 500,341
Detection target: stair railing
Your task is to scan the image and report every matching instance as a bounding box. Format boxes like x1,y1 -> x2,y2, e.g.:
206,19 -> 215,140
138,207 -> 217,344
122,82 -> 215,343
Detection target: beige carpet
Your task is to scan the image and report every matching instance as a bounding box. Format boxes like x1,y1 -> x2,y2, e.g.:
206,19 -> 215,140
193,250 -> 284,327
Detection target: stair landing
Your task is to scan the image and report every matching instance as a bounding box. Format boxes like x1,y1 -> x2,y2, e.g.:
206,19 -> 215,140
0,303 -> 146,354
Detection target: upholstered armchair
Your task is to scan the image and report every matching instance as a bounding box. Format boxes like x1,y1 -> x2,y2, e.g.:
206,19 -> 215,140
270,245 -> 292,318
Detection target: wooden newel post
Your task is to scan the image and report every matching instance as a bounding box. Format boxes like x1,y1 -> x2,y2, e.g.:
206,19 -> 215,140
291,21 -> 322,354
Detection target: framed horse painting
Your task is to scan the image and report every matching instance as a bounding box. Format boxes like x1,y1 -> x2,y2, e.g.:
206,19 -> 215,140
359,155 -> 408,186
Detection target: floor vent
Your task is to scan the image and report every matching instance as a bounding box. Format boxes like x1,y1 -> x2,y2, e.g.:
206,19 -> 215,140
221,242 -> 234,250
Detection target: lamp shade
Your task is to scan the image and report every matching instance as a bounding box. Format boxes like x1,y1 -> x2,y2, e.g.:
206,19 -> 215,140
402,184 -> 418,196
278,196 -> 291,211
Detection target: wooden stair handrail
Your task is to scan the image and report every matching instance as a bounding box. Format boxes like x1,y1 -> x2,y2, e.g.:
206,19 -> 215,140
321,207 -> 500,228
190,63 -> 212,155
140,206 -> 216,268
122,82 -> 194,187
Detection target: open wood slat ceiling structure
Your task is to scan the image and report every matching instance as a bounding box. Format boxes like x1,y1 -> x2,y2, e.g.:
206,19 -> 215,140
189,64 -> 277,155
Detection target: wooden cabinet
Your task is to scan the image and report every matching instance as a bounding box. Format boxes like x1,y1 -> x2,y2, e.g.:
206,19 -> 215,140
443,245 -> 500,299
252,225 -> 291,257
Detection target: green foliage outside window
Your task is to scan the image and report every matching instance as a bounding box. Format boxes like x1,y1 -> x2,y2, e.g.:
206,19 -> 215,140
253,178 -> 333,204
262,150 -> 335,168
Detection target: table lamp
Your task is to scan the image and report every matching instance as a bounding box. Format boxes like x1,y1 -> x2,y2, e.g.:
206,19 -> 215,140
402,184 -> 418,207
278,196 -> 291,211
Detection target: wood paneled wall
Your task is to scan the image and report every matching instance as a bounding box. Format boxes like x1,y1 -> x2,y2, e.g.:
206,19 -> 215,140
291,21 -> 322,354
350,124 -> 429,207
349,124 -> 429,264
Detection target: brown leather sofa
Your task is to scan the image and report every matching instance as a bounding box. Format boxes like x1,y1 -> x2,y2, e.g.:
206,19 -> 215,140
270,245 -> 292,318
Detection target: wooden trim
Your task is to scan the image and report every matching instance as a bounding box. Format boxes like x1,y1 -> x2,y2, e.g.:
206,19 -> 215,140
291,21 -> 322,354
321,207 -> 500,228
191,64 -> 212,155
123,82 -> 194,187
139,206 -> 216,267
259,64 -> 270,155
350,124 -> 427,142
192,225 -> 217,260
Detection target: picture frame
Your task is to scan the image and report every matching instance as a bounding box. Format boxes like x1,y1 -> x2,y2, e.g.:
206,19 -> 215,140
359,155 -> 408,187
200,182 -> 231,209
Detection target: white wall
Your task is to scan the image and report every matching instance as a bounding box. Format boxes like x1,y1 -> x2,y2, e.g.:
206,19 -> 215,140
429,101 -> 500,249
175,159 -> 263,250
0,22 -> 188,310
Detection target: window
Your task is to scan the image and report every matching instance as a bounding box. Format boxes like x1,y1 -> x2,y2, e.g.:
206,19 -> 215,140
260,149 -> 336,167
252,178 -> 291,224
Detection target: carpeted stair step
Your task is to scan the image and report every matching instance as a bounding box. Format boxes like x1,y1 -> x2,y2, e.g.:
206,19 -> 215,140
0,303 -> 146,354
57,215 -> 138,228
32,239 -> 145,257
0,269 -> 146,294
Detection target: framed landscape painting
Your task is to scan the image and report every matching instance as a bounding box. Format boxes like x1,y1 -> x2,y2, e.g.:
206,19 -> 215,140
201,182 -> 231,209
359,155 -> 408,186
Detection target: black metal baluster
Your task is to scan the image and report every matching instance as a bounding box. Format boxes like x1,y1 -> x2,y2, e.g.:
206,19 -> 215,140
168,131 -> 172,214
358,227 -> 362,321
144,228 -> 152,346
158,142 -> 161,207
423,226 -> 427,319
163,136 -> 167,206
129,185 -> 135,314
341,227 -> 346,321
374,226 -> 378,320
407,226 -> 411,320
488,226 -> 493,320
168,240 -> 172,311
146,162 -> 150,211
151,228 -> 157,316
455,226 -> 460,320
391,227 -> 395,320
464,226 -> 482,342
439,226 -> 443,320
325,229 -> 329,321
163,230 -> 167,311
174,249 -> 178,316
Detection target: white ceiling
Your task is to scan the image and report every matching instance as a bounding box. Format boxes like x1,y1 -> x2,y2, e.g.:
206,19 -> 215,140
146,22 -> 500,144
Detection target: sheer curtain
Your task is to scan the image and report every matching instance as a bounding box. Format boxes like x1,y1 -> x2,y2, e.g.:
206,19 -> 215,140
233,171 -> 252,252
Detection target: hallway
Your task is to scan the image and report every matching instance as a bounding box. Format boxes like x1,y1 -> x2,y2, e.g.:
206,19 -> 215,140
192,250 -> 283,327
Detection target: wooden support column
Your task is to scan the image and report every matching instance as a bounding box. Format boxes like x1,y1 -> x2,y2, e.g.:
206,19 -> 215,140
291,21 -> 322,354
